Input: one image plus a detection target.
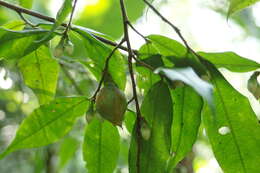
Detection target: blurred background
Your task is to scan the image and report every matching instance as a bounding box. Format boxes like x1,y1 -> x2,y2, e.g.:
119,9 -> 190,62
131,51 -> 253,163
0,0 -> 260,172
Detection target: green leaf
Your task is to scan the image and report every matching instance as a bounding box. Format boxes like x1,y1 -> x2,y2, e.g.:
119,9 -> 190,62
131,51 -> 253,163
19,0 -> 34,9
228,0 -> 260,17
0,97 -> 89,160
202,62 -> 260,173
124,110 -> 136,134
199,52 -> 260,72
154,67 -> 214,107
37,0 -> 72,42
167,86 -> 202,171
247,71 -> 260,100
58,137 -> 79,170
136,42 -> 163,94
129,81 -> 173,173
18,46 -> 60,105
2,20 -> 25,30
146,35 -> 187,57
72,27 -> 126,90
83,118 -> 120,173
0,28 -> 53,59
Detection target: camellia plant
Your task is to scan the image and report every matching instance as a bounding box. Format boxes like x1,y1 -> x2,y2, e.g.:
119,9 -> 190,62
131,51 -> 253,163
0,0 -> 260,173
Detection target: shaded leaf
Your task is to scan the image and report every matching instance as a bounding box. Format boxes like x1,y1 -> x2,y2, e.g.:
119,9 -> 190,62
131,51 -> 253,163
58,137 -> 79,170
136,43 -> 163,94
0,28 -> 53,59
247,71 -> 260,99
154,67 -> 214,107
199,51 -> 260,72
72,27 -> 126,90
0,97 -> 89,159
167,86 -> 202,171
202,62 -> 260,173
83,118 -> 120,173
18,46 -> 60,105
129,81 -> 173,173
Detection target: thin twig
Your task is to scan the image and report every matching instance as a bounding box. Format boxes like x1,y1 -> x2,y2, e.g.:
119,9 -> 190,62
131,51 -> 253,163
91,38 -> 126,101
119,0 -> 142,172
60,63 -> 84,95
127,97 -> 135,105
64,0 -> 78,35
16,11 -> 36,27
142,0 -> 191,51
127,21 -> 149,43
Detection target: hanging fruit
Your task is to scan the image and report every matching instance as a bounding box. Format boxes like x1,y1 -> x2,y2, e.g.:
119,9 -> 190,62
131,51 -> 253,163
95,76 -> 127,126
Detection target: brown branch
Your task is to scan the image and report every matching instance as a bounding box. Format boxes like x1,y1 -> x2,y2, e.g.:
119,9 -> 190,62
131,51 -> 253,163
119,0 -> 143,172
91,38 -> 126,101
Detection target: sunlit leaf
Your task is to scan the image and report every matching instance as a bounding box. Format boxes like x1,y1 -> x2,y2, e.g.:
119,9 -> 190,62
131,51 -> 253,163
203,62 -> 260,173
83,118 -> 120,173
18,46 -> 60,105
129,81 -> 173,173
0,97 -> 89,160
146,35 -> 187,57
167,86 -> 202,171
72,27 -> 126,90
19,0 -> 34,9
124,110 -> 136,134
199,52 -> 260,72
247,71 -> 260,99
228,0 -> 260,17
154,67 -> 214,107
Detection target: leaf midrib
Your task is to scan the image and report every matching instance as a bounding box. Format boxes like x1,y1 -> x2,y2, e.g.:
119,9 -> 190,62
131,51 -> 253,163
212,74 -> 247,173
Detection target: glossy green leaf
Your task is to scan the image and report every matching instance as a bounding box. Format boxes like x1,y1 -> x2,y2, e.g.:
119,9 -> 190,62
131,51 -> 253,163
0,28 -> 53,59
167,86 -> 202,171
199,52 -> 260,72
58,137 -> 79,170
0,97 -> 89,160
247,71 -> 260,100
202,62 -> 260,173
83,118 -> 120,173
72,27 -> 126,90
129,81 -> 173,173
228,0 -> 260,17
19,0 -> 33,9
18,46 -> 60,105
154,67 -> 214,107
37,0 -> 72,42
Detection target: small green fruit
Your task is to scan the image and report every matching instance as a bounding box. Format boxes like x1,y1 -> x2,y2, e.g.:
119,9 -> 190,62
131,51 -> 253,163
53,42 -> 64,58
96,83 -> 127,126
